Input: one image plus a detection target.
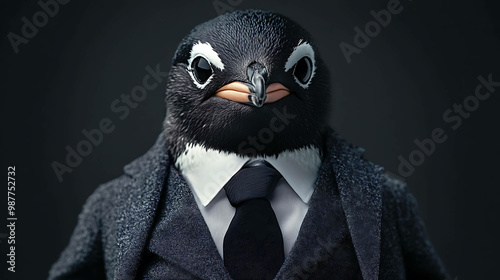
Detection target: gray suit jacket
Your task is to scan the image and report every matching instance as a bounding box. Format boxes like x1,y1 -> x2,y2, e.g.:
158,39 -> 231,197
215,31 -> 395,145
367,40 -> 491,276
48,130 -> 449,279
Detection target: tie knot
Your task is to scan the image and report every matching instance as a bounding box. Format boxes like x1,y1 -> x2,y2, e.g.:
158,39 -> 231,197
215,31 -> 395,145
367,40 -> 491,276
224,160 -> 282,206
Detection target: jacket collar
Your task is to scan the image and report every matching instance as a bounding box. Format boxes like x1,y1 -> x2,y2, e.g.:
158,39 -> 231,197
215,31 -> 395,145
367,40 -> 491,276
114,130 -> 384,280
325,129 -> 384,280
329,134 -> 384,280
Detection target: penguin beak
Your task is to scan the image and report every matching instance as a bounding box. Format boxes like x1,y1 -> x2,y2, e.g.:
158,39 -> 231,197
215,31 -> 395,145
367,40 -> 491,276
215,82 -> 290,106
215,63 -> 290,107
246,63 -> 267,107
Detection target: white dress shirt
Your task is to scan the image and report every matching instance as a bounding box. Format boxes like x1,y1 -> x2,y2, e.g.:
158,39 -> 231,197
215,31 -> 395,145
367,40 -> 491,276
175,143 -> 321,259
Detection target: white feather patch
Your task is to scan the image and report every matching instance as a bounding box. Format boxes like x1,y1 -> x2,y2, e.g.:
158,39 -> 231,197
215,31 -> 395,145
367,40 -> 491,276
176,143 -> 321,177
175,143 -> 243,172
284,41 -> 316,89
186,41 -> 225,89
188,41 -> 225,71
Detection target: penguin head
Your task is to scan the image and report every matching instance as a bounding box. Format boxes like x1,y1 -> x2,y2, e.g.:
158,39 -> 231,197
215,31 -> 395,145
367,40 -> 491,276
164,10 -> 331,159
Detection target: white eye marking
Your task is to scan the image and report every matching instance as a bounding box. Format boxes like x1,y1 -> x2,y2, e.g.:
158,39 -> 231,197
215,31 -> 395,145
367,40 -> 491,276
187,41 -> 224,89
284,41 -> 316,89
188,41 -> 225,71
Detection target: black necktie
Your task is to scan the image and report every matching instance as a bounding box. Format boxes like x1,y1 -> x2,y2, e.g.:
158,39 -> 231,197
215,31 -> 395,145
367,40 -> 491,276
223,159 -> 285,280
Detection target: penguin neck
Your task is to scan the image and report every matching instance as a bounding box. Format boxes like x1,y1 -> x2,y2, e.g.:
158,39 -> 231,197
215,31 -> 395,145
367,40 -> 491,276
174,142 -> 322,174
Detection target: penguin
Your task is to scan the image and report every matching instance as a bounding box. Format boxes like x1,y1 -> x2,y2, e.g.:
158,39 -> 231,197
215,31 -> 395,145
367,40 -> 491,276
162,10 -> 332,278
48,9 -> 449,280
163,9 -> 331,161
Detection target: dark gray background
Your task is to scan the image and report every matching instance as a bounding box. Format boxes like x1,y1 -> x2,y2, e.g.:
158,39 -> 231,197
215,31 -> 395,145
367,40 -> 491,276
1,0 -> 499,279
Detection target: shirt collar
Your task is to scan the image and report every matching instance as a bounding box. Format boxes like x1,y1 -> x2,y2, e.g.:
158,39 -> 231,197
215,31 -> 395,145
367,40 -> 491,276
175,143 -> 322,207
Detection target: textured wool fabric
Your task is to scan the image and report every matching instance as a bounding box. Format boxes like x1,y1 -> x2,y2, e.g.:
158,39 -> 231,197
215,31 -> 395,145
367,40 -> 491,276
138,162 -> 231,279
139,151 -> 363,279
48,129 -> 449,280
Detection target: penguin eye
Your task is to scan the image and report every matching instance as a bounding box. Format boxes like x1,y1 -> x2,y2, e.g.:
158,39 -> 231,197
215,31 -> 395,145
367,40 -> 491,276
191,56 -> 213,84
284,42 -> 316,89
293,57 -> 313,85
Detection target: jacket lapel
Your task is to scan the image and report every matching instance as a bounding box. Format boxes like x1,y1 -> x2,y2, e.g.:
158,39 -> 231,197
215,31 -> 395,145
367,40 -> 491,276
274,151 -> 349,279
148,166 -> 232,279
114,134 -> 230,279
328,133 -> 384,280
276,131 -> 384,280
114,135 -> 171,279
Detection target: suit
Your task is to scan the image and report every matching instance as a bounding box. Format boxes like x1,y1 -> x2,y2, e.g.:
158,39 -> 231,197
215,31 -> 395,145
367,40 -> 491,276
48,130 -> 449,279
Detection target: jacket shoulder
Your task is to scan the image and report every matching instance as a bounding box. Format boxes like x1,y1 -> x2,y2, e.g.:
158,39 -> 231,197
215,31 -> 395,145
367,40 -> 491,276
380,173 -> 418,210
89,174 -> 133,207
382,173 -> 407,196
48,174 -> 133,280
